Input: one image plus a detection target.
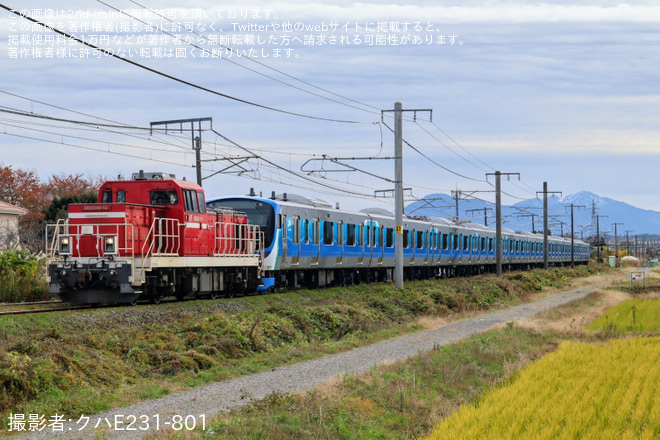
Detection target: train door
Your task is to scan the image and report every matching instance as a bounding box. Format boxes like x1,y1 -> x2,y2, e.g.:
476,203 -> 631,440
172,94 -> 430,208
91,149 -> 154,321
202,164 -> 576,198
337,220 -> 344,264
287,215 -> 300,264
373,222 -> 384,264
429,228 -> 438,265
280,214 -> 288,263
311,217 -> 320,265
363,220 -> 373,267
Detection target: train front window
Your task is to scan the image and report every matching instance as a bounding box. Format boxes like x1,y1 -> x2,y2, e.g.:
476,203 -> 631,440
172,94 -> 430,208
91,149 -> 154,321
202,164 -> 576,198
102,189 -> 112,203
207,198 -> 276,248
150,190 -> 178,205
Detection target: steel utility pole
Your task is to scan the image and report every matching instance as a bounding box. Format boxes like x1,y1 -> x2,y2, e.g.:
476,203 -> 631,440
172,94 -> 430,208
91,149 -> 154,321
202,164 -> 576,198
566,204 -> 585,267
625,230 -> 634,257
595,214 -> 608,264
612,222 -> 624,267
486,171 -> 520,276
466,207 -> 493,226
382,102 -> 432,289
150,117 -> 212,186
537,182 -> 561,269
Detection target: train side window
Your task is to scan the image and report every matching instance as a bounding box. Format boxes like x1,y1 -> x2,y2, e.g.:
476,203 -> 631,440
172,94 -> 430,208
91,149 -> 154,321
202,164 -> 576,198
102,189 -> 112,203
417,231 -> 424,249
403,230 -> 410,248
292,216 -> 300,244
442,234 -> 448,250
302,219 -> 309,244
117,190 -> 125,203
386,228 -> 394,248
323,221 -> 334,245
346,223 -> 356,246
312,218 -> 320,245
366,225 -> 371,247
357,226 -> 363,246
337,221 -> 344,246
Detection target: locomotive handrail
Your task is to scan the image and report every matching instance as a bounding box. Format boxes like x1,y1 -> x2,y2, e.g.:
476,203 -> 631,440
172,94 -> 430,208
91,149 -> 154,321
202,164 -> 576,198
212,220 -> 261,256
45,220 -> 137,261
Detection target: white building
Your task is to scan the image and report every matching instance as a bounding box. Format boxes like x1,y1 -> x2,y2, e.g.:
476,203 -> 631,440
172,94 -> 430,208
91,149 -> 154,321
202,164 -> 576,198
0,201 -> 27,249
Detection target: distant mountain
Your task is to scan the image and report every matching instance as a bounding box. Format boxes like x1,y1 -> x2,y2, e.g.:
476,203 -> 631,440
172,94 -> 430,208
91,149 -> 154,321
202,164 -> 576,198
406,191 -> 660,238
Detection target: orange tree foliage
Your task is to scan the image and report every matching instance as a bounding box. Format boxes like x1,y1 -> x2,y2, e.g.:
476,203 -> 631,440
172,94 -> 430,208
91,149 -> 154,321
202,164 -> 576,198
0,164 -> 103,251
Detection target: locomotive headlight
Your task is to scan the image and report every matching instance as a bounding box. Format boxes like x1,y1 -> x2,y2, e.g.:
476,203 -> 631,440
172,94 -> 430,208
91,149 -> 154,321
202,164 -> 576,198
59,236 -> 72,255
104,236 -> 117,255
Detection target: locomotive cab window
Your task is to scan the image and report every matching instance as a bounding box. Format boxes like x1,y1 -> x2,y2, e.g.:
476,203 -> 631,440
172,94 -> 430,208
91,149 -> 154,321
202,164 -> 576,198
102,189 -> 113,203
117,190 -> 126,203
184,189 -> 199,213
197,192 -> 206,213
150,189 -> 178,205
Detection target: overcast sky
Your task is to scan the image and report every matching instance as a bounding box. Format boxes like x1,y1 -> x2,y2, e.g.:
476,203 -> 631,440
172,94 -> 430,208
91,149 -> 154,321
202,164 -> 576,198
1,1 -> 659,220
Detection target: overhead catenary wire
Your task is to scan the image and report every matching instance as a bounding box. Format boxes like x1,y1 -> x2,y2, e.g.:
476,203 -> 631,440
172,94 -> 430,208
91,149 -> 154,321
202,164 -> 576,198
381,121 -> 484,182
209,128 -> 383,199
0,92 -> 393,201
1,6 -> 558,213
120,0 -> 383,116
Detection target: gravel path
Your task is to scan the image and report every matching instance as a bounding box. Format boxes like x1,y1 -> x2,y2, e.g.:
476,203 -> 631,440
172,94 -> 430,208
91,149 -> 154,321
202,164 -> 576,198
12,281 -> 612,439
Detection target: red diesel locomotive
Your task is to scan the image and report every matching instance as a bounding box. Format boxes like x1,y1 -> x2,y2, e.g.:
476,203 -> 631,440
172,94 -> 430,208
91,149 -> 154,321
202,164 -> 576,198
46,171 -> 262,305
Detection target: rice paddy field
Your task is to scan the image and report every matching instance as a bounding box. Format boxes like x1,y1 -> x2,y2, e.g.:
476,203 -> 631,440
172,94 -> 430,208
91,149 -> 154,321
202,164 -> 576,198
426,296 -> 660,440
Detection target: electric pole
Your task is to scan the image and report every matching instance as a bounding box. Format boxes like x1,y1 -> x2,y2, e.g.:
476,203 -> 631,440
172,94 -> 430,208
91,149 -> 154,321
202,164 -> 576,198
466,207 -> 493,226
150,117 -> 212,187
381,103 -> 432,289
486,171 -> 520,276
595,214 -> 608,264
612,222 -> 624,267
537,182 -> 561,269
566,204 -> 585,267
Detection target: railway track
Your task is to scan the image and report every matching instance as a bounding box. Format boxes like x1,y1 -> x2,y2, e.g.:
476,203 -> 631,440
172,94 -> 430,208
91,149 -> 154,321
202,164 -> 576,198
0,300 -> 94,316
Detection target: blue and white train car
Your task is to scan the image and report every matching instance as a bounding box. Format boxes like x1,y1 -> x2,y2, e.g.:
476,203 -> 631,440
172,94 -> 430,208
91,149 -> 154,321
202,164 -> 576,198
207,192 -> 591,291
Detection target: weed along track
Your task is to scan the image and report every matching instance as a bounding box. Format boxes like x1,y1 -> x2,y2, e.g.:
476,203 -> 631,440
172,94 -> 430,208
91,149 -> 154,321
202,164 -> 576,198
3,265 -> 625,440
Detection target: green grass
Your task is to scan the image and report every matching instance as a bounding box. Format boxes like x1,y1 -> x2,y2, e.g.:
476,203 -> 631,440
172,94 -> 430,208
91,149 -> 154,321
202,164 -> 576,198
0,264 -> 601,435
183,327 -> 560,440
587,299 -> 660,334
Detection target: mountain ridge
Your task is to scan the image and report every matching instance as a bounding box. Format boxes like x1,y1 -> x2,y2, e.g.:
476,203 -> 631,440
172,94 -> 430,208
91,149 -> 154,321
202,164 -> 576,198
405,191 -> 660,237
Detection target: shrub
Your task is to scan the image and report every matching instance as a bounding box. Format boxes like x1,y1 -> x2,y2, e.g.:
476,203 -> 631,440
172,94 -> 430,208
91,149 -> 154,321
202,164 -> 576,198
0,249 -> 49,302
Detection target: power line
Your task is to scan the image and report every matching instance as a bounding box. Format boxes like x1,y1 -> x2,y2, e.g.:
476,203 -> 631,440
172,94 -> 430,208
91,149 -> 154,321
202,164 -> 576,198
429,120 -> 496,171
120,0 -> 383,116
381,121 -> 484,182
415,121 -> 491,173
209,128 -> 385,199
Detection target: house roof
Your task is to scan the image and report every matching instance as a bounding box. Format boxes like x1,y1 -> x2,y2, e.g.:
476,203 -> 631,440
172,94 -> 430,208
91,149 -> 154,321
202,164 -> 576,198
0,200 -> 27,216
